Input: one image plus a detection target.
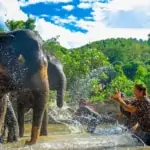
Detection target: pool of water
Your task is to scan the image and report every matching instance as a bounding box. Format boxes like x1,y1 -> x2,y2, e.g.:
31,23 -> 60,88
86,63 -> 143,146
1,124 -> 149,150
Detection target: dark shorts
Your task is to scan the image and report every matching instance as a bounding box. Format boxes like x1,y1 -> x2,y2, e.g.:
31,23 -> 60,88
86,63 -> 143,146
133,131 -> 150,146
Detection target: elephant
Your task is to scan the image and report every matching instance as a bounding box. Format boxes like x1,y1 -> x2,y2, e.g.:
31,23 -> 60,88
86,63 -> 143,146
9,53 -> 66,137
0,93 -> 19,143
0,29 -> 49,145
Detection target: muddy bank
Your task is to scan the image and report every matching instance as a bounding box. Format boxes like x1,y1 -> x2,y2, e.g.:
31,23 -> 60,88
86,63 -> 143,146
92,100 -> 120,118
91,98 -> 134,124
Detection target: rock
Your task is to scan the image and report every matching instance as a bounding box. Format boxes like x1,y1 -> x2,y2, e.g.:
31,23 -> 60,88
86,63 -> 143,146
91,99 -> 120,119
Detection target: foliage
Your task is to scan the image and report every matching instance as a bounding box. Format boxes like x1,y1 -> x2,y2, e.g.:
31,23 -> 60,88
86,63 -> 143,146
100,74 -> 134,100
62,48 -> 110,87
3,19 -> 150,102
43,39 -> 68,61
122,61 -> 144,80
134,65 -> 148,82
5,18 -> 36,31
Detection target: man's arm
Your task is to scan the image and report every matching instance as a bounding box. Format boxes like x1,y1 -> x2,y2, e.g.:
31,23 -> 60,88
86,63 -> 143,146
111,89 -> 137,113
84,105 -> 99,117
116,98 -> 137,113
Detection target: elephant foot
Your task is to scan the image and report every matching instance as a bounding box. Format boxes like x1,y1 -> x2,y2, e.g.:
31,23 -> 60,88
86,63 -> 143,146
7,135 -> 18,143
0,136 -> 5,144
7,138 -> 18,143
25,140 -> 36,145
40,125 -> 48,136
19,135 -> 23,138
19,132 -> 24,138
40,131 -> 48,136
25,126 -> 40,145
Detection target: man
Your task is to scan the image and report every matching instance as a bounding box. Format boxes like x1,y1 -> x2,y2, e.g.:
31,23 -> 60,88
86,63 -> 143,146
74,98 -> 116,133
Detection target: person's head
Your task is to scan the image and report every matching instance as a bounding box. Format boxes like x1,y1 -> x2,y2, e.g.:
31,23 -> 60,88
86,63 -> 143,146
134,84 -> 147,99
78,98 -> 87,106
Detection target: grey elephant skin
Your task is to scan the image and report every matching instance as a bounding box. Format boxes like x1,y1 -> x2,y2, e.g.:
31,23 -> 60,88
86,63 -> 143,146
10,54 -> 66,137
0,29 -> 49,145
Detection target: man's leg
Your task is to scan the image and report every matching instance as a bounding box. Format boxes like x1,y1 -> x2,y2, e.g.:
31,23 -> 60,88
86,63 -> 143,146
132,131 -> 150,146
87,117 -> 98,133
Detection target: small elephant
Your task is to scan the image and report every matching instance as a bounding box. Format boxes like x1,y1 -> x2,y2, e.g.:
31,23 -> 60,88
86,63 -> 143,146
10,54 -> 66,137
1,93 -> 19,143
0,29 -> 49,145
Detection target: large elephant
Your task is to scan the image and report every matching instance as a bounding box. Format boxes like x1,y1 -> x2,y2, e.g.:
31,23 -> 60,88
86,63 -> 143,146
0,29 -> 49,145
9,54 -> 66,137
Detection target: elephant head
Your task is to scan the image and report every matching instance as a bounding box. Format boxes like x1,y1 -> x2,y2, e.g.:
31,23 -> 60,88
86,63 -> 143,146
0,30 -> 48,89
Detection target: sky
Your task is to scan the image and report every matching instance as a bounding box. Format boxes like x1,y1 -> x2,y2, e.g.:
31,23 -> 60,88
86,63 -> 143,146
0,0 -> 150,48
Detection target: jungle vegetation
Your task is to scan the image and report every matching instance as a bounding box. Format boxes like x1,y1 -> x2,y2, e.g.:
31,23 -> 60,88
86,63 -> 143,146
1,18 -> 150,102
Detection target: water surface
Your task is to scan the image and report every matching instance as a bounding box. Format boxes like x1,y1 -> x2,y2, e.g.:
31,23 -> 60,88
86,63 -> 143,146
1,124 -> 149,150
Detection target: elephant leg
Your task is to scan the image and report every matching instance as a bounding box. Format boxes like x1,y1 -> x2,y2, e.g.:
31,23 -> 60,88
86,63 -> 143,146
40,106 -> 48,136
18,104 -> 24,137
0,95 -> 8,143
25,90 -> 48,145
0,95 -> 7,131
0,118 -> 7,143
1,121 -> 6,138
25,59 -> 49,145
6,100 -> 19,143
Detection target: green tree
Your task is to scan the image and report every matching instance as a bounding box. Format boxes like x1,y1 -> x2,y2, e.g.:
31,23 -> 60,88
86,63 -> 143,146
105,75 -> 134,97
144,72 -> 150,93
147,33 -> 150,45
43,38 -> 68,61
63,48 -> 110,87
134,66 -> 148,82
122,61 -> 143,80
114,65 -> 124,76
5,18 -> 35,31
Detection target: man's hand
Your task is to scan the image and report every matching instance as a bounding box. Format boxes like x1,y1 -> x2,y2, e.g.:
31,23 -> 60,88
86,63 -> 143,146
131,123 -> 139,132
111,89 -> 122,102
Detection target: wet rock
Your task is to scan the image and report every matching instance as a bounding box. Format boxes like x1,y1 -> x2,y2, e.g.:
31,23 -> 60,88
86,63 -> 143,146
91,99 -> 120,118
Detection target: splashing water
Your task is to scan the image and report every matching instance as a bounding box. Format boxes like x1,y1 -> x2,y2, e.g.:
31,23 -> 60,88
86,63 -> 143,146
0,102 -> 145,150
0,45 -> 28,88
69,65 -> 116,101
47,101 -> 146,149
49,102 -> 85,133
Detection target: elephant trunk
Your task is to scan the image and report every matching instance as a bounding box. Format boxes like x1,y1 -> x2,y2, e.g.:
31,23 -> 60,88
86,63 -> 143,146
56,74 -> 66,108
